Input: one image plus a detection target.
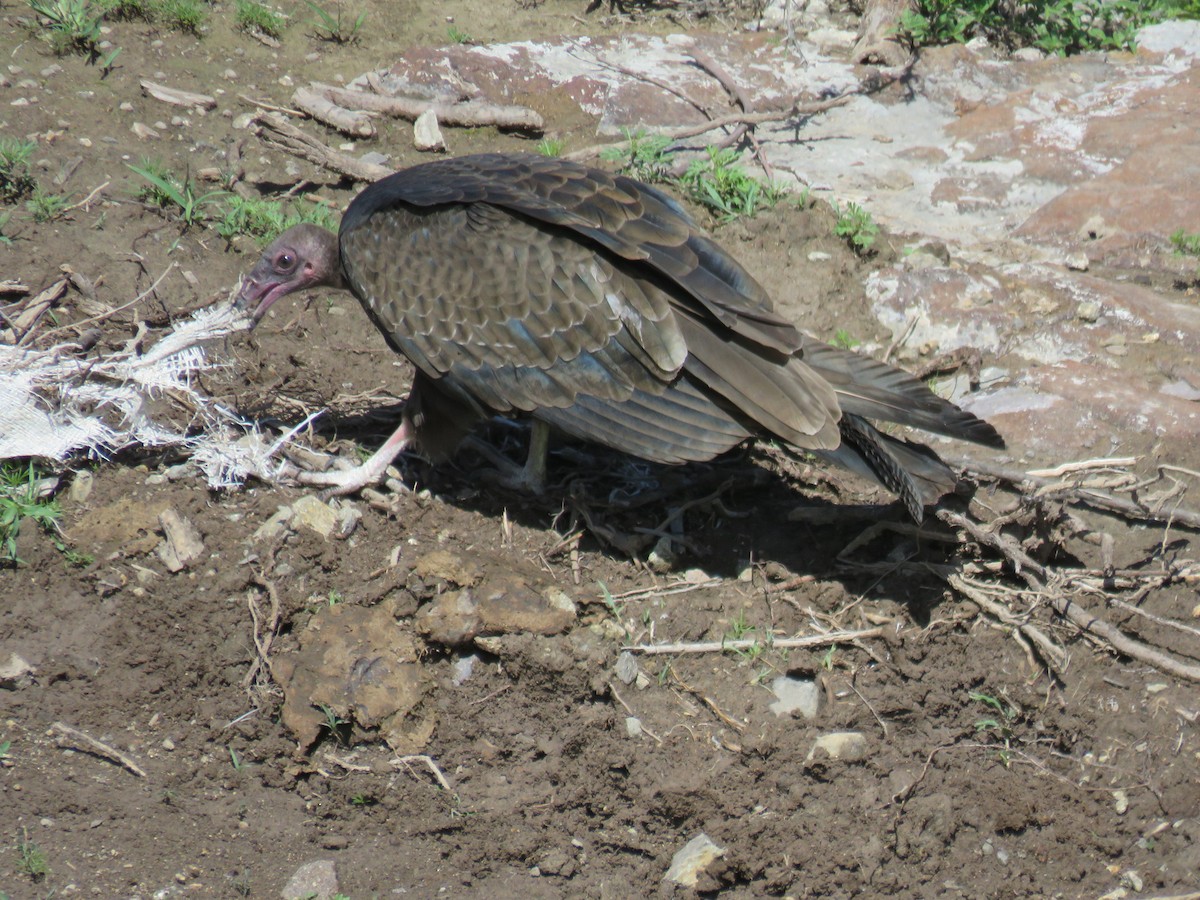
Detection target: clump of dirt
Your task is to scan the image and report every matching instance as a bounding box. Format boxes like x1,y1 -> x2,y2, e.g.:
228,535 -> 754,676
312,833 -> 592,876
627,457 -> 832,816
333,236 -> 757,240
1,2 -> 1197,898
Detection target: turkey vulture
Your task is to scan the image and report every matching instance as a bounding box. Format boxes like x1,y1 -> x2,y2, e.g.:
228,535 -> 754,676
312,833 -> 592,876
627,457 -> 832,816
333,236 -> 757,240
236,152 -> 1002,521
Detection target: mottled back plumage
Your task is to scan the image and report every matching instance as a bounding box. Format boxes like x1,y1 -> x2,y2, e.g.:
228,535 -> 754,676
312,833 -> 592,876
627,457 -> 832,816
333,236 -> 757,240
243,152 -> 1003,520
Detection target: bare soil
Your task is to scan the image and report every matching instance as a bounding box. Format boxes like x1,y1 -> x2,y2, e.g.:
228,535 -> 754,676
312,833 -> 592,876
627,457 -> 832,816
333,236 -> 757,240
2,2 -> 1198,898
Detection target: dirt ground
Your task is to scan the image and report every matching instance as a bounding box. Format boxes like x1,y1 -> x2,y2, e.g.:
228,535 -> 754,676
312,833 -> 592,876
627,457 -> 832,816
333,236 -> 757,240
2,2 -> 1199,898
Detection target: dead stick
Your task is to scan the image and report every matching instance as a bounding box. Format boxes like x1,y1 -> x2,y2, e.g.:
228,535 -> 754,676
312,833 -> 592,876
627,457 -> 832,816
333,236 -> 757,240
253,112 -> 391,182
626,626 -> 884,655
313,83 -> 544,132
50,721 -> 148,777
952,458 -> 1200,530
293,86 -> 375,138
565,92 -> 857,163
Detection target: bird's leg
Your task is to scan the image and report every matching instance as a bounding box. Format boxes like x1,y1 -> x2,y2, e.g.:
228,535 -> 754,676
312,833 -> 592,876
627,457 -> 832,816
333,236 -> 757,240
296,418 -> 414,496
521,419 -> 551,492
465,419 -> 551,493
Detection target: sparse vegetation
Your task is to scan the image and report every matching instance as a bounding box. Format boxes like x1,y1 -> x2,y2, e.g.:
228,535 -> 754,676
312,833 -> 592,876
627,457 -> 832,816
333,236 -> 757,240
1170,227 -> 1200,257
317,704 -> 350,746
601,128 -> 673,183
235,0 -> 285,37
603,134 -> 783,222
535,137 -> 565,157
128,161 -> 228,228
447,24 -> 473,44
0,138 -> 37,202
16,827 -> 49,881
833,200 -> 878,255
679,146 -> 783,222
27,186 -> 70,222
27,0 -> 103,56
300,0 -> 365,43
830,328 -> 860,351
97,0 -> 153,21
216,195 -> 337,244
155,0 -> 206,34
897,0 -> 1183,56
970,690 -> 1018,766
0,210 -> 14,246
1,462 -> 63,566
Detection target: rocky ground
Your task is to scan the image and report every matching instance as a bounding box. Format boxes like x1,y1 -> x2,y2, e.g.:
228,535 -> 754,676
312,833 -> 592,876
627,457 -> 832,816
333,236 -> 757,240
1,1 -> 1199,898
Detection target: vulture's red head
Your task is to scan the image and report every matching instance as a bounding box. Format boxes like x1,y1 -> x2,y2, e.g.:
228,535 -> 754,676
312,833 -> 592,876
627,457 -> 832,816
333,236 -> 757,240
236,223 -> 344,325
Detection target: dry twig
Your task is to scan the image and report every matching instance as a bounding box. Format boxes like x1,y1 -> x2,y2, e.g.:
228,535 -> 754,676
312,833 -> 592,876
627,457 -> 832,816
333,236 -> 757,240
50,721 -> 148,778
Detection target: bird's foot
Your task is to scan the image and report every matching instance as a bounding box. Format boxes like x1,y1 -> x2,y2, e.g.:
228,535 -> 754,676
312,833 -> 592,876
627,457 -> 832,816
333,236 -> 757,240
464,436 -> 546,494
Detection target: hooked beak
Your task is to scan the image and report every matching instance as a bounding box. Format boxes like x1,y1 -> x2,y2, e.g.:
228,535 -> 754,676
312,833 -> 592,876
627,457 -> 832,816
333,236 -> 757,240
236,276 -> 288,328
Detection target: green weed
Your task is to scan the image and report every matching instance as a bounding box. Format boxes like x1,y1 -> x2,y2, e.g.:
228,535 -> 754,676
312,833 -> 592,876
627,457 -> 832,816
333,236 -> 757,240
535,137 -> 565,157
216,195 -> 336,244
834,200 -> 879,255
317,703 -> 350,746
0,739 -> 11,761
235,0 -> 285,37
156,0 -> 206,34
300,0 -> 364,43
969,689 -> 1017,767
28,0 -> 103,56
0,210 -> 14,246
446,24 -> 472,44
600,128 -> 673,183
97,0 -> 153,20
0,463 -> 63,566
128,161 -> 228,228
830,329 -> 860,351
680,146 -> 783,222
897,0 -> 1175,55
1170,227 -> 1200,257
16,827 -> 49,881
27,186 -> 70,222
0,137 -> 37,202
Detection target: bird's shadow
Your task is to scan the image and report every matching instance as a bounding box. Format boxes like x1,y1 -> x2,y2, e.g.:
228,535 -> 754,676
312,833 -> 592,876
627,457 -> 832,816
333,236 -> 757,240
301,407 -> 982,623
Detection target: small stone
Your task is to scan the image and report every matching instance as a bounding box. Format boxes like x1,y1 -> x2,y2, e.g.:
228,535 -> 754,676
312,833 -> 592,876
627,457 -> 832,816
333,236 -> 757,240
647,534 -> 676,572
806,731 -> 868,762
119,101 -> 134,112
0,653 -> 36,689
321,835 -> 349,850
253,505 -> 295,542
223,68 -> 237,80
41,64 -> 63,77
451,654 -> 477,685
1112,789 -> 1128,814
131,121 -> 159,140
1121,870 -> 1143,892
625,716 -> 643,738
232,112 -> 255,130
156,508 -> 205,572
768,675 -> 821,719
291,494 -> 338,538
415,588 -> 481,646
665,833 -> 725,887
614,651 -> 639,685
1012,46 -> 1045,61
1075,300 -> 1102,322
281,860 -> 338,900
67,470 -> 93,503
808,251 -> 832,262
162,738 -> 175,751
413,109 -> 445,152
1145,683 -> 1168,694
1064,252 -> 1089,271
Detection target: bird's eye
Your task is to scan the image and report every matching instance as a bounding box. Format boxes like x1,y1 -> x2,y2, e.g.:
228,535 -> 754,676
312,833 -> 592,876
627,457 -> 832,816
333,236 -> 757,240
276,252 -> 295,271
